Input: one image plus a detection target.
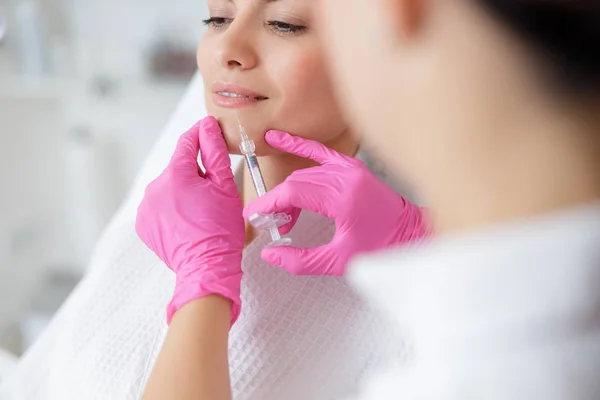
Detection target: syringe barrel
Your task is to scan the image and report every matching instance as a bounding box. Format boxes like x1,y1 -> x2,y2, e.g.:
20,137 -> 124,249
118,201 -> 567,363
239,139 -> 255,154
245,154 -> 267,196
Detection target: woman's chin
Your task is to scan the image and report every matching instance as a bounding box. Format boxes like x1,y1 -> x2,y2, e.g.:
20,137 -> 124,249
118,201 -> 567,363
223,135 -> 281,157
219,119 -> 280,157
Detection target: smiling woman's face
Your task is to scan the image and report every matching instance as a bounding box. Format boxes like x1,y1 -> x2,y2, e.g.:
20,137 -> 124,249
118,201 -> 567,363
197,0 -> 350,155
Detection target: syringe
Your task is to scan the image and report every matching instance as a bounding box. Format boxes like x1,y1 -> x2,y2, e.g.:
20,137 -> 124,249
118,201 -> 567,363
237,113 -> 292,247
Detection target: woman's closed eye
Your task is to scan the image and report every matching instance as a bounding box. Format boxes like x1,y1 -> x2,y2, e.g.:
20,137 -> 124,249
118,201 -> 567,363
202,16 -> 307,37
266,21 -> 307,36
202,17 -> 233,30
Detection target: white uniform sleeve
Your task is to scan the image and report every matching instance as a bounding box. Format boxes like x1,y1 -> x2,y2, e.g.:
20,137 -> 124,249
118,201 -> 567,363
349,206 -> 600,400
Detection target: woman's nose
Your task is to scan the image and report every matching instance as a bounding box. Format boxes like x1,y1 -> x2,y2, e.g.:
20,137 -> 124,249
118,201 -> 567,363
216,23 -> 259,70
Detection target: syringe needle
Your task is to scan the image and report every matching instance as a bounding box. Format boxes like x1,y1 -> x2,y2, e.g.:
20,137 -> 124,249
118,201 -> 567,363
236,111 -> 249,143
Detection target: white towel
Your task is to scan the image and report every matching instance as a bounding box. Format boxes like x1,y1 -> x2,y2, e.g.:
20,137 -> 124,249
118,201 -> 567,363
0,349 -> 16,384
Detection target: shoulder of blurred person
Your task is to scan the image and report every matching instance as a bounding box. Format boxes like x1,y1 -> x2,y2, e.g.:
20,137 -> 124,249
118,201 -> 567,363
348,202 -> 600,399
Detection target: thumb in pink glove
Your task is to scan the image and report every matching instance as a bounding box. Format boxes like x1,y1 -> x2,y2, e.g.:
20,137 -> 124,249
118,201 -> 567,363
136,116 -> 245,325
243,130 -> 430,276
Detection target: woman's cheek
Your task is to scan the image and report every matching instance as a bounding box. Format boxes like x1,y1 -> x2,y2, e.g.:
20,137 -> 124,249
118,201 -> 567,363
276,54 -> 343,140
196,36 -> 212,75
279,51 -> 328,101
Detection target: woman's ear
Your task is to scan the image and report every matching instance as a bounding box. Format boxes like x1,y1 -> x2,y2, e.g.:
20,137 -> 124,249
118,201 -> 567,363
382,0 -> 426,41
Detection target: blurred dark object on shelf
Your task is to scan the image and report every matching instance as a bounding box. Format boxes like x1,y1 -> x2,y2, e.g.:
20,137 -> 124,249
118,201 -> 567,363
91,75 -> 120,99
147,40 -> 196,81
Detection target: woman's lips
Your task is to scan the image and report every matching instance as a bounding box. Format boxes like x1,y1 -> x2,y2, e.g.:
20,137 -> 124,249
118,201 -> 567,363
212,93 -> 265,108
211,83 -> 269,109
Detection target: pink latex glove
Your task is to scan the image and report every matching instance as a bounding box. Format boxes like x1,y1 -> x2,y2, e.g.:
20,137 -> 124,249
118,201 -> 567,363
244,131 -> 430,276
136,117 -> 245,325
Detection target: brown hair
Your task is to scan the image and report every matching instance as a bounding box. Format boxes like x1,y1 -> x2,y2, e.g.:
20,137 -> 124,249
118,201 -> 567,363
479,1 -> 600,94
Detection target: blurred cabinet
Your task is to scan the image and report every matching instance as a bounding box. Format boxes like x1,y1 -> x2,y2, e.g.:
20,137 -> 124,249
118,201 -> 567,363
0,76 -> 187,353
0,0 -> 198,355
0,85 -> 66,349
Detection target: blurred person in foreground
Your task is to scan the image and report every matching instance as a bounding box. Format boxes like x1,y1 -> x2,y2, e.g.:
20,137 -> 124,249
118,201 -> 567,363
137,0 -> 600,399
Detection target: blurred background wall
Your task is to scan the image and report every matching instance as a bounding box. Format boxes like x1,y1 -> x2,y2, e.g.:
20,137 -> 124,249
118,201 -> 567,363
0,0 -> 207,359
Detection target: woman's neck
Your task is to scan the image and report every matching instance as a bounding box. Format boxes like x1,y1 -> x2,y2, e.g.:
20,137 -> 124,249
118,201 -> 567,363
242,132 -> 358,245
429,103 -> 600,235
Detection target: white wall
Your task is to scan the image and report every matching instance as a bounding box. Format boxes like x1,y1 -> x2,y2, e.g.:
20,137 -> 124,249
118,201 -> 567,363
66,0 -> 207,78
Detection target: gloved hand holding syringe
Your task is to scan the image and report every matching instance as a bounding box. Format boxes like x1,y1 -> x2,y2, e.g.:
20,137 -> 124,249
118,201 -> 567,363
236,112 -> 293,247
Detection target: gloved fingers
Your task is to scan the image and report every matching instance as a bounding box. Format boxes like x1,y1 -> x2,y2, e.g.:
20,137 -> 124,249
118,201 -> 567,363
277,207 -> 301,235
265,130 -> 346,166
168,121 -> 203,178
260,245 -> 342,276
244,179 -> 337,222
198,116 -> 237,193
